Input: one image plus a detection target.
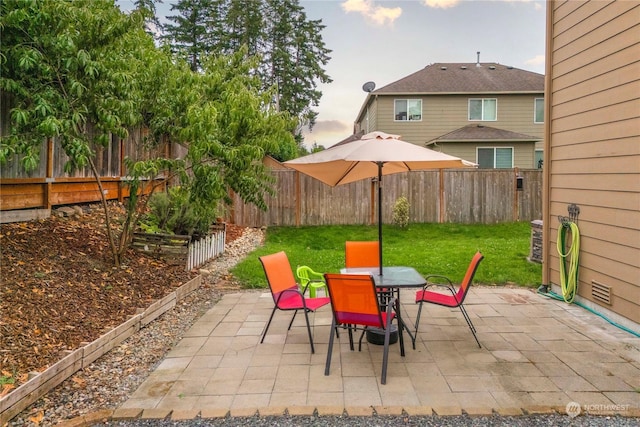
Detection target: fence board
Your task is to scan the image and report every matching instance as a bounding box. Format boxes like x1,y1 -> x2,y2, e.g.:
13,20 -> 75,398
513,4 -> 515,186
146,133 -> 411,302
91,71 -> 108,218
231,169 -> 542,226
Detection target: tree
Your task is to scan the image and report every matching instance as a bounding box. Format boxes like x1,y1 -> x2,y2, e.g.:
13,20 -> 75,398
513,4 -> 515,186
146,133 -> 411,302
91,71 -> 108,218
1,0 -> 297,266
1,0 -> 152,265
262,0 -> 332,140
161,0 -> 332,156
221,0 -> 263,57
161,0 -> 225,71
132,0 -> 164,36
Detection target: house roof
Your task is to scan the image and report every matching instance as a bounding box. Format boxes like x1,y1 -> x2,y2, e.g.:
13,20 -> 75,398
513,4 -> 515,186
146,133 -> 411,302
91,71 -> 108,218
331,130 -> 365,148
428,124 -> 541,144
373,63 -> 544,94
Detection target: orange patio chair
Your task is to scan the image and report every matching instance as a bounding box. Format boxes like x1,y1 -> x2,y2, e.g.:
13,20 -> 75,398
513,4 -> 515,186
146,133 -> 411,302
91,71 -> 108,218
259,251 -> 331,353
324,273 -> 398,384
345,241 -> 380,268
414,251 -> 484,348
345,240 -> 391,306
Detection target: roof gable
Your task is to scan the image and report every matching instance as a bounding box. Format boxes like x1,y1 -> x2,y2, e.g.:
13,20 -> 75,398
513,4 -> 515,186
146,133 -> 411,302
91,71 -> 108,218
374,63 -> 544,94
429,124 -> 541,143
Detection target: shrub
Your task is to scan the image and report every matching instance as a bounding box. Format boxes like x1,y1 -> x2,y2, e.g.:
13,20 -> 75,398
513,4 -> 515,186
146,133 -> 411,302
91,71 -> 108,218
392,196 -> 410,228
144,187 -> 218,238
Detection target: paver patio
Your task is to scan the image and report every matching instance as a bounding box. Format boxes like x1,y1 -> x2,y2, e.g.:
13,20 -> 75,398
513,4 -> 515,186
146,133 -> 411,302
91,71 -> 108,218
116,286 -> 640,419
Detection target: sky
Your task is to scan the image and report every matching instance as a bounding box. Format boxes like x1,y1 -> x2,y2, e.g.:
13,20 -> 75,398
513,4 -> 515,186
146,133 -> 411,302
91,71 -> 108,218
118,0 -> 547,149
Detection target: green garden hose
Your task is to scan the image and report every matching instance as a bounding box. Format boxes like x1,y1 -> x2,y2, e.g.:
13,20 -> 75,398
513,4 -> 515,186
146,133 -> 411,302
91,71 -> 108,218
557,221 -> 580,303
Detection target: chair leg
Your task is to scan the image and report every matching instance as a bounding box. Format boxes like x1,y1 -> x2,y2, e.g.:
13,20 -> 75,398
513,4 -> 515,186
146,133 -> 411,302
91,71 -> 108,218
415,301 -> 424,337
287,310 -> 298,331
459,304 -> 481,348
348,325 -> 354,351
357,327 -> 367,351
325,318 -> 337,376
381,319 -> 392,385
261,306 -> 278,344
302,309 -> 315,354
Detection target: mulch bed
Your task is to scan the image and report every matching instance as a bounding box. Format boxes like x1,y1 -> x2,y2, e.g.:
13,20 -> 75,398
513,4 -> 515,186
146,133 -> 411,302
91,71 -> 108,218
0,202 -> 245,395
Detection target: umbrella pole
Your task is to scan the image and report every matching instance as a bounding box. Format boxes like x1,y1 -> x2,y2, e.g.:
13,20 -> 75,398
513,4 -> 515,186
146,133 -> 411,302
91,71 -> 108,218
377,162 -> 383,276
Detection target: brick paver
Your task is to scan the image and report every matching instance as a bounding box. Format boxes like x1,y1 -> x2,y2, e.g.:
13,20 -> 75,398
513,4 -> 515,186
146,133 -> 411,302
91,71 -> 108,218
118,288 -> 639,421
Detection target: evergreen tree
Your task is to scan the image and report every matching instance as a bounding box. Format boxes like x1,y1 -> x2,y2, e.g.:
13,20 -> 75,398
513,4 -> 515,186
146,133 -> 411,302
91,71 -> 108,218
162,0 -> 216,71
280,1 -> 331,135
222,0 -> 264,58
161,0 -> 332,156
261,0 -> 331,141
133,0 -> 163,36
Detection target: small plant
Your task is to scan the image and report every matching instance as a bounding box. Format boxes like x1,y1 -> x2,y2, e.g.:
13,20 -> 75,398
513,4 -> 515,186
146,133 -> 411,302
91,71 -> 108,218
1,370 -> 15,386
392,196 -> 410,228
143,187 -> 218,238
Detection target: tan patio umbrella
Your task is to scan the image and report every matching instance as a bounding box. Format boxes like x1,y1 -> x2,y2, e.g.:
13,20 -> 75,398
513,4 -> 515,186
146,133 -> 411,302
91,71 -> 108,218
284,131 -> 476,275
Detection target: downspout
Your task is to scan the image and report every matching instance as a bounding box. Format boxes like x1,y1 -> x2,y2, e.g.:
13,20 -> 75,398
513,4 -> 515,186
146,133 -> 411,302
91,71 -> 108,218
542,1 -> 554,286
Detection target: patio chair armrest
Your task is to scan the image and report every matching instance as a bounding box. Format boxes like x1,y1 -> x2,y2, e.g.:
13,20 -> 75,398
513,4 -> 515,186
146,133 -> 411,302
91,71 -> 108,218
308,272 -> 325,281
424,274 -> 453,284
277,287 -> 305,302
423,275 -> 456,294
298,281 -> 311,294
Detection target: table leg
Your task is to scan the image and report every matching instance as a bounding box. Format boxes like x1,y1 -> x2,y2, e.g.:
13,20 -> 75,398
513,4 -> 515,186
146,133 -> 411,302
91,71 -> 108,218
394,289 -> 417,351
394,289 -> 406,357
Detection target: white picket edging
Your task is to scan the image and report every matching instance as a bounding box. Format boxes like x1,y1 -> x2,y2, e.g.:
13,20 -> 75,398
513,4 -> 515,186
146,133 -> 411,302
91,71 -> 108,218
186,225 -> 226,271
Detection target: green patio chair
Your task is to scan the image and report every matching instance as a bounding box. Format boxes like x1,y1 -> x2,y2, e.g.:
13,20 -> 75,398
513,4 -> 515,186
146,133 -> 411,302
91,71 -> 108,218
296,265 -> 328,298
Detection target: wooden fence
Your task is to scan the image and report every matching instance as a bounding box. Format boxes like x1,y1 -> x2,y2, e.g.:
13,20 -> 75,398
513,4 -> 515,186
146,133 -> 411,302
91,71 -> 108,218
0,125 -> 187,218
0,123 -> 542,227
231,168 -> 542,226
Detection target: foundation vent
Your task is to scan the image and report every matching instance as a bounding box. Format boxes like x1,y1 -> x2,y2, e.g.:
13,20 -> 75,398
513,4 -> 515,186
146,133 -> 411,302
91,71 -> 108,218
591,281 -> 611,305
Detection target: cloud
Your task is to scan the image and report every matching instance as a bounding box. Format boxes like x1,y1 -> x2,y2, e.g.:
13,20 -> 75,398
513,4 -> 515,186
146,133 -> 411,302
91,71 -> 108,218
302,120 -> 353,148
422,0 -> 545,10
525,54 -> 545,67
341,0 -> 402,26
421,0 -> 460,9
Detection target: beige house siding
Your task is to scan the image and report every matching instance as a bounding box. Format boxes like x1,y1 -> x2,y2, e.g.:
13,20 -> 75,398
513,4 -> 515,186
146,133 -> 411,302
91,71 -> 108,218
357,93 -> 543,167
440,142 -> 535,169
544,0 -> 640,326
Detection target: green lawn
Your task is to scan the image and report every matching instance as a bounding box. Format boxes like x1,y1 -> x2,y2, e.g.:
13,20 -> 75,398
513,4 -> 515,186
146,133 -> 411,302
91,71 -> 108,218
230,222 -> 542,289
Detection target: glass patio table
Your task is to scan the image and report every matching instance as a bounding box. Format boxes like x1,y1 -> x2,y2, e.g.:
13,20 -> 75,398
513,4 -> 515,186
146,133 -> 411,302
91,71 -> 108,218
340,266 -> 426,354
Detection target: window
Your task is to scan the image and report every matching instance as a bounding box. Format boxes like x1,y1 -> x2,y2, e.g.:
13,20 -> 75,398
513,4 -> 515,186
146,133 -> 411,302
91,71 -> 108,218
395,99 -> 422,121
534,98 -> 544,123
477,147 -> 513,169
535,149 -> 543,169
468,98 -> 497,121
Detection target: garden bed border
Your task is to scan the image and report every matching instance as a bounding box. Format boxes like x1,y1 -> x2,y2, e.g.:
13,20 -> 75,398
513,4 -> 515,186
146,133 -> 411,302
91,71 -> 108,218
0,274 -> 203,425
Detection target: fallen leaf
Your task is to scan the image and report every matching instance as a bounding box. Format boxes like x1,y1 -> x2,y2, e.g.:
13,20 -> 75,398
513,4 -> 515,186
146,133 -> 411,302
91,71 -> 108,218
71,377 -> 86,387
0,383 -> 15,398
29,411 -> 44,425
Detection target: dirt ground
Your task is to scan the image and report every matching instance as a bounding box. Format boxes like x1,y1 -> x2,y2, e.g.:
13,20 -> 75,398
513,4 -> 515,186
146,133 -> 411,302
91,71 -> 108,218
0,202 -> 245,395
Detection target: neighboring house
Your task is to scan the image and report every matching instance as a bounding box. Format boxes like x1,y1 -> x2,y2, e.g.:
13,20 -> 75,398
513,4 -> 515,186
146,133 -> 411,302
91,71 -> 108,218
354,61 -> 545,169
544,1 -> 639,330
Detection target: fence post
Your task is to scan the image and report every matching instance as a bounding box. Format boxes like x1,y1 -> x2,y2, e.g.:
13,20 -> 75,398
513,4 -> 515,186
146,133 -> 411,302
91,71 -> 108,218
295,171 -> 301,227
514,167 -> 519,221
438,169 -> 444,223
45,138 -> 54,209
